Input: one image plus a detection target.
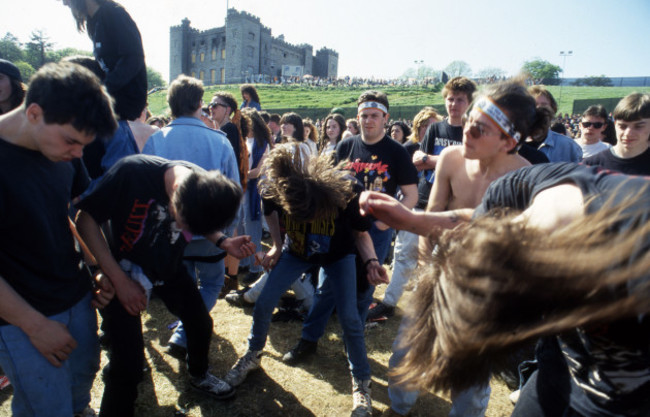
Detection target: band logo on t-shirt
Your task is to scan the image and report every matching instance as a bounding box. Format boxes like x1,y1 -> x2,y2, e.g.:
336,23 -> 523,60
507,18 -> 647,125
284,213 -> 336,258
120,198 -> 184,253
344,156 -> 390,193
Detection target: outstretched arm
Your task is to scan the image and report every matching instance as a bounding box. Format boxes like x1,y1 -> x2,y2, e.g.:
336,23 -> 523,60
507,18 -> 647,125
359,191 -> 473,237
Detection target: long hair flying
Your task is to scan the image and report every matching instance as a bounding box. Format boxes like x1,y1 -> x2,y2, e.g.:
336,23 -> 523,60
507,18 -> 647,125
258,145 -> 356,222
393,195 -> 650,393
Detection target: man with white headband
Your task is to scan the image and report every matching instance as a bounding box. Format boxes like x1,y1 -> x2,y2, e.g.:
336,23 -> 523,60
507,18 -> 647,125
283,90 -> 418,417
383,81 -> 552,417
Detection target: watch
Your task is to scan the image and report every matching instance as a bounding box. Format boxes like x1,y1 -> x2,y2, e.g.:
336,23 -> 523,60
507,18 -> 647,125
422,155 -> 428,163
215,235 -> 228,248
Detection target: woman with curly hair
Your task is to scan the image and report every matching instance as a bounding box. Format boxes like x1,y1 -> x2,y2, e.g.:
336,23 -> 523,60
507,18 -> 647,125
389,121 -> 411,145
239,83 -> 261,111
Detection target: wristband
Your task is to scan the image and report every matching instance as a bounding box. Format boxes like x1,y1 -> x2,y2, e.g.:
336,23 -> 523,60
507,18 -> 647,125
215,235 -> 228,249
364,258 -> 379,269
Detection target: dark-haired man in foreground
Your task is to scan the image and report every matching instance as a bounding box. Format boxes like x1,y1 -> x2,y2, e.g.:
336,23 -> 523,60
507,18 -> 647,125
0,62 -> 116,417
76,154 -> 255,417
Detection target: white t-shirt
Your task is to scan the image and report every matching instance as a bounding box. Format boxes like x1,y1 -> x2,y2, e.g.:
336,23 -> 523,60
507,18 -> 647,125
580,140 -> 611,159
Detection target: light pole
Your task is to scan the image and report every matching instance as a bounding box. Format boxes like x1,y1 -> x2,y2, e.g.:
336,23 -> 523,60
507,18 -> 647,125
558,50 -> 573,107
414,60 -> 424,82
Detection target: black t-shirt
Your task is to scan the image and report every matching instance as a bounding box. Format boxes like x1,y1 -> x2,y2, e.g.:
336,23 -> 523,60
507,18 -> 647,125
416,120 -> 464,209
262,183 -> 372,264
476,162 -> 650,417
87,0 -> 147,120
220,122 -> 242,170
0,139 -> 91,325
403,141 -> 419,157
76,155 -> 199,284
518,143 -> 550,165
583,146 -> 650,176
335,135 -> 418,198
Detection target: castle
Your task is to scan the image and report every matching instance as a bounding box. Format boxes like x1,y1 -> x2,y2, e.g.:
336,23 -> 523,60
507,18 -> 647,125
169,9 -> 339,84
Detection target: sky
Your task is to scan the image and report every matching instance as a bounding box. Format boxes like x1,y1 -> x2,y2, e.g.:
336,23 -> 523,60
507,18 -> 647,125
3,0 -> 650,82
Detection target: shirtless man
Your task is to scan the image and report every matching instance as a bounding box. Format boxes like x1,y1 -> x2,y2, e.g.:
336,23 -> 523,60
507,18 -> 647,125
367,81 -> 552,417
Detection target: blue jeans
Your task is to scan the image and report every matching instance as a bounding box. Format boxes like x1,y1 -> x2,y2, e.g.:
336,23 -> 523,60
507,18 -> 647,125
302,223 -> 393,340
169,239 -> 225,348
388,315 -> 491,416
248,252 -> 370,380
0,292 -> 99,417
239,191 -> 263,273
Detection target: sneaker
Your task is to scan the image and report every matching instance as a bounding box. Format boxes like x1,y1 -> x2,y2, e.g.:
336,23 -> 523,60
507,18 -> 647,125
366,301 -> 395,322
224,350 -> 262,387
351,378 -> 372,417
509,389 -> 520,404
74,406 -> 98,417
165,342 -> 187,360
189,372 -> 235,400
219,275 -> 239,299
225,287 -> 254,307
282,338 -> 317,365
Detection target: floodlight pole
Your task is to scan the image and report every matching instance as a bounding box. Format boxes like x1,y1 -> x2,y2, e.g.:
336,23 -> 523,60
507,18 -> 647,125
558,50 -> 573,107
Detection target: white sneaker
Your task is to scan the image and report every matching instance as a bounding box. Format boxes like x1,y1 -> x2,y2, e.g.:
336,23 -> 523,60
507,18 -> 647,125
189,372 -> 235,400
351,378 -> 372,417
224,350 -> 262,387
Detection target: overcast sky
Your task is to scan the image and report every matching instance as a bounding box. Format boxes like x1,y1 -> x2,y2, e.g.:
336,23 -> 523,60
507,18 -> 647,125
3,0 -> 650,81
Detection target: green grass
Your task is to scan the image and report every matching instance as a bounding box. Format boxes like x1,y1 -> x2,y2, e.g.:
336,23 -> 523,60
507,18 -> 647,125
148,84 -> 650,121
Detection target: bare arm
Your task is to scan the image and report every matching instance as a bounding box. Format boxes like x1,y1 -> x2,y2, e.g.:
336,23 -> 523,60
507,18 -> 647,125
359,191 -> 473,236
260,211 -> 283,271
354,230 -> 388,285
412,150 -> 441,171
75,211 -> 147,316
204,231 -> 256,260
0,276 -> 77,367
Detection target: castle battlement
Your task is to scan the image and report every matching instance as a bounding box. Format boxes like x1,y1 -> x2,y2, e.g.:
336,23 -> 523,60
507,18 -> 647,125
169,9 -> 338,84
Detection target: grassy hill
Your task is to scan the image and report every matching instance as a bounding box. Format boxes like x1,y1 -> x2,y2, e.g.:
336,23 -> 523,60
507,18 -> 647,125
148,84 -> 650,121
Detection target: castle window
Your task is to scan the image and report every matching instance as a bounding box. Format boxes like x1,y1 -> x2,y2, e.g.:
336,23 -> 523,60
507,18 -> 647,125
191,53 -> 196,63
200,52 -> 205,62
212,49 -> 217,60
248,32 -> 255,41
199,70 -> 204,81
283,53 -> 287,58
211,69 -> 216,84
221,49 -> 226,59
191,71 -> 196,78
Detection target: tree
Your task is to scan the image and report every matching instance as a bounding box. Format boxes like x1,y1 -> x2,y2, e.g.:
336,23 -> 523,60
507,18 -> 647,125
46,47 -> 92,64
0,32 -> 24,63
476,67 -> 506,81
147,66 -> 166,89
25,30 -> 53,69
13,61 -> 35,80
572,75 -> 613,87
444,60 -> 472,78
521,59 -> 562,85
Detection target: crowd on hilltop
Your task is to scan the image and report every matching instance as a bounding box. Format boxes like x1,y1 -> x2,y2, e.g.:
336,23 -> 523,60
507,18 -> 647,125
2,2 -> 650,417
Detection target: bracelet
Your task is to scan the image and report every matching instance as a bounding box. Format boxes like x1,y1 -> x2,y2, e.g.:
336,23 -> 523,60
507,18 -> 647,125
215,235 -> 228,249
364,258 -> 379,269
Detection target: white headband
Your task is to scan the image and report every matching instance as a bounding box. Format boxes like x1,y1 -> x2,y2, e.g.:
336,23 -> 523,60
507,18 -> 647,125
474,97 -> 522,143
358,101 -> 388,115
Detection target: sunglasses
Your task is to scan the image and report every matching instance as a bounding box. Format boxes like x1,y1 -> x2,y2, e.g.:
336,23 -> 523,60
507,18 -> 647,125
467,123 -> 497,139
209,102 -> 227,109
581,121 -> 605,129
